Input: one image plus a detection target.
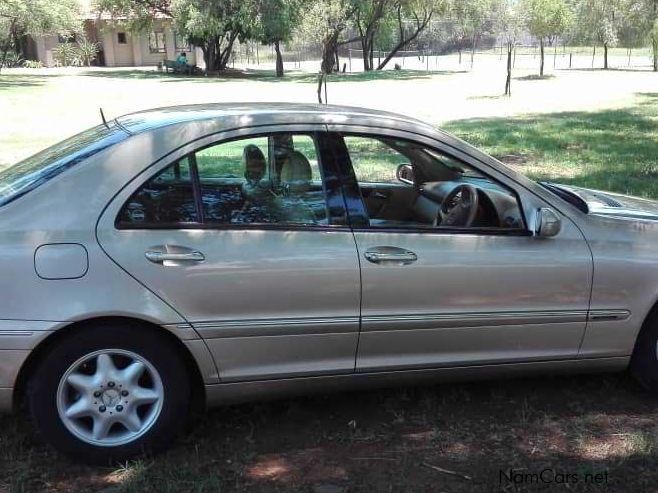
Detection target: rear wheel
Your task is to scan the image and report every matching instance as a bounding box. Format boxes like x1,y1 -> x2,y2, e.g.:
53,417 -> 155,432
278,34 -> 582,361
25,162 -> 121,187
28,322 -> 190,464
631,312 -> 658,392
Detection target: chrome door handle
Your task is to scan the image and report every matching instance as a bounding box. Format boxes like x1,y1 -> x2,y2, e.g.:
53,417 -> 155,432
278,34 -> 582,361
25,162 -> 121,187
364,247 -> 417,265
145,250 -> 205,264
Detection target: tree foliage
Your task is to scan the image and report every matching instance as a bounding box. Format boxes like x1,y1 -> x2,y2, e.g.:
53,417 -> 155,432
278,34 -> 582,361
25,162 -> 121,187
0,0 -> 81,72
522,0 -> 572,75
376,0 -> 447,70
570,0 -> 623,68
172,0 -> 259,72
451,0 -> 494,67
625,0 -> 658,71
256,0 -> 304,76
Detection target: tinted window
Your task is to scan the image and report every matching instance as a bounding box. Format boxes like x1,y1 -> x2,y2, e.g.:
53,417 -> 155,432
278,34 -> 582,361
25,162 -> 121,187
0,123 -> 128,207
343,135 -> 524,231
117,133 -> 331,228
118,157 -> 197,226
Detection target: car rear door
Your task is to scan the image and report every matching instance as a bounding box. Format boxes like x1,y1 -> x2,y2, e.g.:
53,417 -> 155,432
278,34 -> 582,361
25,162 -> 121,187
97,127 -> 361,382
326,127 -> 593,372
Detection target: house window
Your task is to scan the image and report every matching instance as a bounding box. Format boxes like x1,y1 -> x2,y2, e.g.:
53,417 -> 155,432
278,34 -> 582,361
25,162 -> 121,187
149,31 -> 166,53
174,32 -> 190,51
117,32 -> 127,44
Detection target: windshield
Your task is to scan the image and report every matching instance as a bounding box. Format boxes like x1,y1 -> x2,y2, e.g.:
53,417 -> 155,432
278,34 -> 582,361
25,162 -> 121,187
0,123 -> 128,207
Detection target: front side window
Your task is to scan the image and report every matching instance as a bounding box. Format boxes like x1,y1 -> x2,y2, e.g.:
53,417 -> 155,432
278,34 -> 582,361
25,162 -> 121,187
148,31 -> 166,53
342,135 -> 524,231
117,32 -> 127,44
117,133 -> 331,228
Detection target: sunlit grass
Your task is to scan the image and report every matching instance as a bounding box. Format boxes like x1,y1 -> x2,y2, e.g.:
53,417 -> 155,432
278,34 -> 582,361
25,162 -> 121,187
444,92 -> 658,198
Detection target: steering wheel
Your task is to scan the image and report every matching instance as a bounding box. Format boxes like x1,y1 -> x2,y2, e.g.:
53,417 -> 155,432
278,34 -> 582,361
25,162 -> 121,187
434,184 -> 479,227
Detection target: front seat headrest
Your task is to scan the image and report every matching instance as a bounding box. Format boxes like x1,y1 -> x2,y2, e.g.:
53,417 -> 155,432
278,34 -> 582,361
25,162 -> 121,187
243,144 -> 266,184
280,151 -> 312,183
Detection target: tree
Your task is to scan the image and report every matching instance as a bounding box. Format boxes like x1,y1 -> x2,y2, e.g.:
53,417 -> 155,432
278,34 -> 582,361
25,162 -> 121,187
523,0 -> 572,76
297,0 -> 355,102
353,0 -> 393,71
625,0 -> 658,71
495,0 -> 523,95
571,0 -> 622,69
452,0 -> 494,69
0,0 -> 81,72
172,0 -> 259,72
376,0 -> 447,70
256,0 -> 304,77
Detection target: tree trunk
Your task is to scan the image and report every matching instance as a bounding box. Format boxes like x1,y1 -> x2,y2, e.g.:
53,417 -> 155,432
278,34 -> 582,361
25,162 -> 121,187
505,42 -> 512,96
592,45 -> 596,68
458,47 -> 462,65
274,40 -> 283,77
470,35 -> 476,69
604,43 -> 608,69
539,38 -> 545,77
317,73 -> 324,103
377,14 -> 431,70
369,40 -> 374,70
360,30 -> 371,71
0,18 -> 18,75
653,36 -> 658,72
218,32 -> 239,70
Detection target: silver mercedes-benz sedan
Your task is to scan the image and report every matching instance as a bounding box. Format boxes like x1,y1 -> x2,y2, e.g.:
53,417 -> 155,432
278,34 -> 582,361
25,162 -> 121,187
2,103 -> 658,463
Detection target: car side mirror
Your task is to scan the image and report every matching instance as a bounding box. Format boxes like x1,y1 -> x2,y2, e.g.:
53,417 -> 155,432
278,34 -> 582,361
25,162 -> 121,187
535,208 -> 562,238
396,163 -> 415,185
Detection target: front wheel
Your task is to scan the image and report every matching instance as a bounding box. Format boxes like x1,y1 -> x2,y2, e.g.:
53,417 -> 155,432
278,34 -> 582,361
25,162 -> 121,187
28,322 -> 191,464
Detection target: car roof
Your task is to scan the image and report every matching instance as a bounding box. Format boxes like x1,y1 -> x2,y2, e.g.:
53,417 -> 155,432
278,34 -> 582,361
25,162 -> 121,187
114,102 -> 437,135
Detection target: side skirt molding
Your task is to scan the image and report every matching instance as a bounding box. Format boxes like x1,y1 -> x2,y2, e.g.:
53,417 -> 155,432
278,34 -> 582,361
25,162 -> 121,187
204,356 -> 629,407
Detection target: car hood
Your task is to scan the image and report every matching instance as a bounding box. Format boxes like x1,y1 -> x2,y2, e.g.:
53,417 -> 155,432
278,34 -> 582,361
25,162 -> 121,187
550,183 -> 658,222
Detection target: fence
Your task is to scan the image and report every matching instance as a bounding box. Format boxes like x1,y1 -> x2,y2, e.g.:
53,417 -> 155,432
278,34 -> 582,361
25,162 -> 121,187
227,40 -> 655,74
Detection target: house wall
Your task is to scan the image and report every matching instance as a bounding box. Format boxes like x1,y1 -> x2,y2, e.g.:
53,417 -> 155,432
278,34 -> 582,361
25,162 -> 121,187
34,35 -> 61,67
102,20 -> 197,67
31,18 -> 201,68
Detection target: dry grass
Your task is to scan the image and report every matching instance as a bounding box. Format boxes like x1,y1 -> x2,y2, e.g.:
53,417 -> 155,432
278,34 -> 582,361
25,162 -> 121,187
4,374 -> 658,492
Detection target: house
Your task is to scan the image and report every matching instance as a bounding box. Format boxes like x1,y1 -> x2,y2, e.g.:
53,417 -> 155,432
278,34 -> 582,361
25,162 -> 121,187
26,0 -> 204,68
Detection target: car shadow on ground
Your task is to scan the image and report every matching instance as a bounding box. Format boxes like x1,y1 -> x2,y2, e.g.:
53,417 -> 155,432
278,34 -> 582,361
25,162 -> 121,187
4,372 -> 658,492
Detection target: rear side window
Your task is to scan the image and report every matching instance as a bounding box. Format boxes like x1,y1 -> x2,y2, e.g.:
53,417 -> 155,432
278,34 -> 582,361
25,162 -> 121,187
0,124 -> 128,207
117,157 -> 197,225
117,133 -> 332,228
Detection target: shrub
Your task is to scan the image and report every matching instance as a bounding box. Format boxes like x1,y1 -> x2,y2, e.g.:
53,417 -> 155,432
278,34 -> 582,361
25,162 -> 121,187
23,59 -> 43,69
0,51 -> 24,68
76,37 -> 100,67
52,43 -> 82,67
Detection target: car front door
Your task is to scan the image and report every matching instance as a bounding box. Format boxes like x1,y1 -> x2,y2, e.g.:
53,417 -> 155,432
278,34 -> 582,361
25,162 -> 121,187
326,128 -> 593,372
97,128 -> 361,382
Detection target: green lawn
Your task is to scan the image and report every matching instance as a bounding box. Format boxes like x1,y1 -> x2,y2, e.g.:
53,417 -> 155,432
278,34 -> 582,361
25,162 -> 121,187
445,92 -> 658,199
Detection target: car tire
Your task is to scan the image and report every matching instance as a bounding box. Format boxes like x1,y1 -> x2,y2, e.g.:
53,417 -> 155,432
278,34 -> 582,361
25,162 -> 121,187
28,321 -> 191,464
631,312 -> 658,392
